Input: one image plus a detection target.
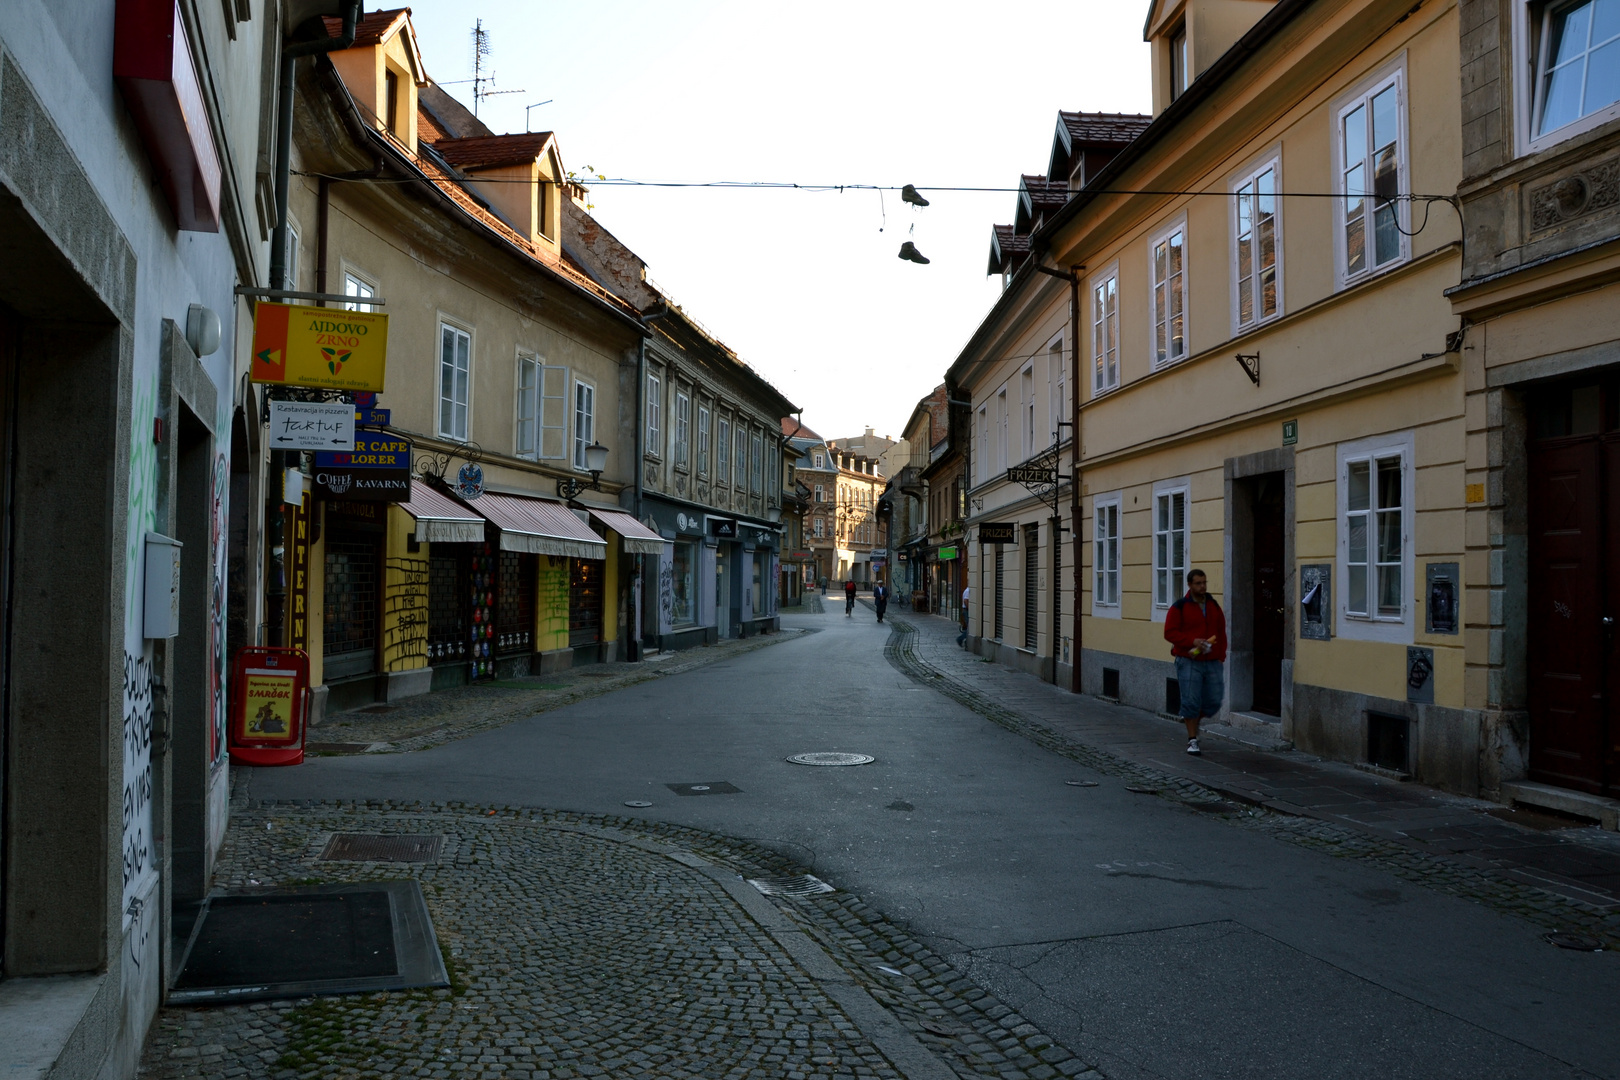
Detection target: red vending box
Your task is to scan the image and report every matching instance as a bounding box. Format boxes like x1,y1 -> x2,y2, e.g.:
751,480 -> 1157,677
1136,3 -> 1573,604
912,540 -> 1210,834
227,647 -> 309,766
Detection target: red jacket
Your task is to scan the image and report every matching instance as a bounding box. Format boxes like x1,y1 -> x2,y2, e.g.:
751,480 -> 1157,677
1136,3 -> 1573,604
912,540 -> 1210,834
1164,593 -> 1227,662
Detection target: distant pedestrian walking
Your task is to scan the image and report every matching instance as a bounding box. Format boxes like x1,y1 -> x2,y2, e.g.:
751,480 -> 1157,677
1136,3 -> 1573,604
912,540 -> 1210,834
873,583 -> 888,622
1163,569 -> 1226,756
957,586 -> 970,647
844,579 -> 857,617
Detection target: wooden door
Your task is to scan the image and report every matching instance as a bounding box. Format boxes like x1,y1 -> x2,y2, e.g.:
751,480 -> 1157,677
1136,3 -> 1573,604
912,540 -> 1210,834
1527,439 -> 1608,793
1251,475 -> 1286,716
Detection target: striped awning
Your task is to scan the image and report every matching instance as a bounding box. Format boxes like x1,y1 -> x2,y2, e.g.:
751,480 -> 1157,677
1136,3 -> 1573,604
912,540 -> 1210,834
400,480 -> 485,543
587,507 -> 666,555
462,491 -> 607,560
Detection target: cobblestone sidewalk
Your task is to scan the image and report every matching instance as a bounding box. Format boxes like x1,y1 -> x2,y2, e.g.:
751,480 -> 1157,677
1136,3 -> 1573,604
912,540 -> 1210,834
140,797 -> 1100,1080
878,609 -> 1620,951
308,629 -> 805,755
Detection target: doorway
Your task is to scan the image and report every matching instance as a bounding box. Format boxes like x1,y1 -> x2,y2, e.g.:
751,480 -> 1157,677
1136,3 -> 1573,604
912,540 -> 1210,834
1250,475 -> 1286,715
715,547 -> 730,639
1526,377 -> 1618,796
1225,452 -> 1294,721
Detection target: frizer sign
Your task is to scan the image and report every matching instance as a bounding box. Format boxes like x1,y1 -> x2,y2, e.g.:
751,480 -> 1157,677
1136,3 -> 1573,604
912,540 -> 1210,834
251,301 -> 388,392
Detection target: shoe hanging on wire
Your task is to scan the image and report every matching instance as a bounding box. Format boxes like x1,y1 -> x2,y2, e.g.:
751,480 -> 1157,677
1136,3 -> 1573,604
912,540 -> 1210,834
898,241 -> 930,264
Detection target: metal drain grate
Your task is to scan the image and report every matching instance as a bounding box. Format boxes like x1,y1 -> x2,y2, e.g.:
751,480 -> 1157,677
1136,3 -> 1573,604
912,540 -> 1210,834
320,834 -> 444,863
748,874 -> 836,897
787,752 -> 875,766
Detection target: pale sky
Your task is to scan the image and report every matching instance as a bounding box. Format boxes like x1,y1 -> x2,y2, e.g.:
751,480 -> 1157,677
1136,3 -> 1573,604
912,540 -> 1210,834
407,1 -> 1153,443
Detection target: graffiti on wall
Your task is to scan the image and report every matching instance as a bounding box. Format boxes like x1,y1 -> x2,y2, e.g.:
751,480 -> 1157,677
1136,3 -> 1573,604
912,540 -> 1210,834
383,555 -> 429,670
537,555 -> 569,641
121,651 -> 154,903
209,452 -> 229,762
658,558 -> 675,633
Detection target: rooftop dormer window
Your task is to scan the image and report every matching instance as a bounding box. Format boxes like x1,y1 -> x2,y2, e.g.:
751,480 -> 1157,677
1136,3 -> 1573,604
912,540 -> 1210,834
1170,25 -> 1190,100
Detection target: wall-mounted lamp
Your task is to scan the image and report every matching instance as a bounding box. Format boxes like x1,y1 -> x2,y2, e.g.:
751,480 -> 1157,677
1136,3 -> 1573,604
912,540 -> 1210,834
186,304 -> 221,356
557,440 -> 609,500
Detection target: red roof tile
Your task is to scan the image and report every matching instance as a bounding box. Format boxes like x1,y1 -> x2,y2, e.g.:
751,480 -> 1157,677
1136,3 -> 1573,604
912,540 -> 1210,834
988,225 -> 1031,276
1057,111 -> 1153,147
435,133 -> 553,170
322,8 -> 410,47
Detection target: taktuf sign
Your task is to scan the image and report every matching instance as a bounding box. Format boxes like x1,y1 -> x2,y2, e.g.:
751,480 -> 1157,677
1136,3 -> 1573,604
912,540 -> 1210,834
250,302 -> 389,392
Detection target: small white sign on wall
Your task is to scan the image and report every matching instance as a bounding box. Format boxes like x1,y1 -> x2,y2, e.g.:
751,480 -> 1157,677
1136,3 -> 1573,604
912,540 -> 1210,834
143,532 -> 183,639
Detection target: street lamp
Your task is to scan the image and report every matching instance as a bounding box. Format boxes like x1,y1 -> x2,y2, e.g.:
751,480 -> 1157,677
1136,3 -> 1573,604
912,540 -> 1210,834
557,440 -> 609,500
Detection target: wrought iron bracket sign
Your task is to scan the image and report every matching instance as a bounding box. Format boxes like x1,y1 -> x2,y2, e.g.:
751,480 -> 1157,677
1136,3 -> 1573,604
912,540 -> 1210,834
1006,464 -> 1058,486
1235,352 -> 1260,386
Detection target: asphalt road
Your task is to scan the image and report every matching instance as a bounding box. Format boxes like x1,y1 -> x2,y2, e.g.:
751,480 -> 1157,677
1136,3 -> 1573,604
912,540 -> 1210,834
251,608 -> 1620,1080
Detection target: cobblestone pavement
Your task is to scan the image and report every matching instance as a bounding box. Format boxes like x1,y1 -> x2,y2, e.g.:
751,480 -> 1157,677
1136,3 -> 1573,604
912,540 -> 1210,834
140,796 -> 1101,1080
307,629 -> 804,755
878,607 -> 1620,951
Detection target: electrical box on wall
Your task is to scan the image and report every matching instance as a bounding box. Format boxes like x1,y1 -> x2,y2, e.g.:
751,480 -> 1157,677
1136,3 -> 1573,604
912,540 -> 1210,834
144,532 -> 183,639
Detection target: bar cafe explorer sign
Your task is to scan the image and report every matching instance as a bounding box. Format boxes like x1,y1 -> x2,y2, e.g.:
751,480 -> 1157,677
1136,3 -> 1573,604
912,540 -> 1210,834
250,302 -> 389,392
313,434 -> 411,502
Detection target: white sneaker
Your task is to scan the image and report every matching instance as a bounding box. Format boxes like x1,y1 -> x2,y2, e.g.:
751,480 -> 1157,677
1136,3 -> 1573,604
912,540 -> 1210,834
1186,738 -> 1201,756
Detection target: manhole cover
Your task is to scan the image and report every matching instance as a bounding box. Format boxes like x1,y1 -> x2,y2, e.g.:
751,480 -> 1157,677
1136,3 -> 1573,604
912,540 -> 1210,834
667,781 -> 742,796
787,752 -> 875,766
748,874 -> 835,897
1545,931 -> 1604,951
1066,780 -> 1098,787
623,800 -> 654,808
320,834 -> 444,863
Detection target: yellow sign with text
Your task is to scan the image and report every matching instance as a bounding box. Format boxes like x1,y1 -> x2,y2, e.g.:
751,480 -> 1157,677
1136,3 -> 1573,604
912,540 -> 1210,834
250,301 -> 388,392
239,673 -> 298,742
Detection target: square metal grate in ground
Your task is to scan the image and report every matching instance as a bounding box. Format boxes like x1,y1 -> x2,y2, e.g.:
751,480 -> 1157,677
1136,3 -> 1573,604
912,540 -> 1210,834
667,781 -> 742,796
169,881 -> 448,1005
320,833 -> 444,862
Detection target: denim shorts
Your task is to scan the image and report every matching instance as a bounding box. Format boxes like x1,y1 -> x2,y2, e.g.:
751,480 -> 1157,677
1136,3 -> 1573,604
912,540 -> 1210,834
1175,656 -> 1225,719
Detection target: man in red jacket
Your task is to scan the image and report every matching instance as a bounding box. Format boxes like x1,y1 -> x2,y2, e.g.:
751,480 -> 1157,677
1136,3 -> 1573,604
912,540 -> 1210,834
1163,568 -> 1226,756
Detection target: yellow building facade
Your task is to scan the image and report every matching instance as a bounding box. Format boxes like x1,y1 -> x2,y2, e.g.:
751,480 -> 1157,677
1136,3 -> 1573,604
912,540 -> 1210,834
959,0 -> 1492,792
273,10 -> 664,719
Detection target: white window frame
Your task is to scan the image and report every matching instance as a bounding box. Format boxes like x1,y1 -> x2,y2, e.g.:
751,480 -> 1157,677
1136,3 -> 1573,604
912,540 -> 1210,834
976,407 -> 989,484
751,432 -> 763,493
697,405 -> 711,475
718,417 -> 732,485
674,390 -> 690,469
1020,364 -> 1036,462
1147,217 -> 1189,369
1151,477 -> 1191,618
1091,491 -> 1123,618
285,220 -> 301,290
1231,154 -> 1284,332
1170,24 -> 1190,100
343,266 -> 378,311
814,517 -> 824,539
996,389 -> 1008,474
1047,333 -> 1067,444
1336,431 -> 1416,643
437,318 -> 472,441
572,376 -> 596,470
538,362 -> 568,460
515,352 -> 540,458
814,483 -> 824,503
645,371 -> 662,459
813,451 -> 825,469
1516,0 -> 1620,155
1090,264 -> 1120,395
734,427 -> 748,491
1332,59 -> 1410,288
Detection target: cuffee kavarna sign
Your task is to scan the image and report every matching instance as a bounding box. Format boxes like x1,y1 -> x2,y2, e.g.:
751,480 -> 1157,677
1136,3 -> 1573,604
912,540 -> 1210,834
250,302 -> 389,392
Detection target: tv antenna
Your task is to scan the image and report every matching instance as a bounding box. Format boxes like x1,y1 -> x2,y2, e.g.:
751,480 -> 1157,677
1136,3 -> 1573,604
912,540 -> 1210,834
441,20 -> 525,115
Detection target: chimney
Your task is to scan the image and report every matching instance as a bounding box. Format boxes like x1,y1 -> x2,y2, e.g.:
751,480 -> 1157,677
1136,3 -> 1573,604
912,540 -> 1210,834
865,426 -> 874,438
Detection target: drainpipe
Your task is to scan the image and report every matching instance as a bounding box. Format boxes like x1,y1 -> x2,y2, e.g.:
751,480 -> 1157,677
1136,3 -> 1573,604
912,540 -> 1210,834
269,0 -> 360,291
1037,262 -> 1084,694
